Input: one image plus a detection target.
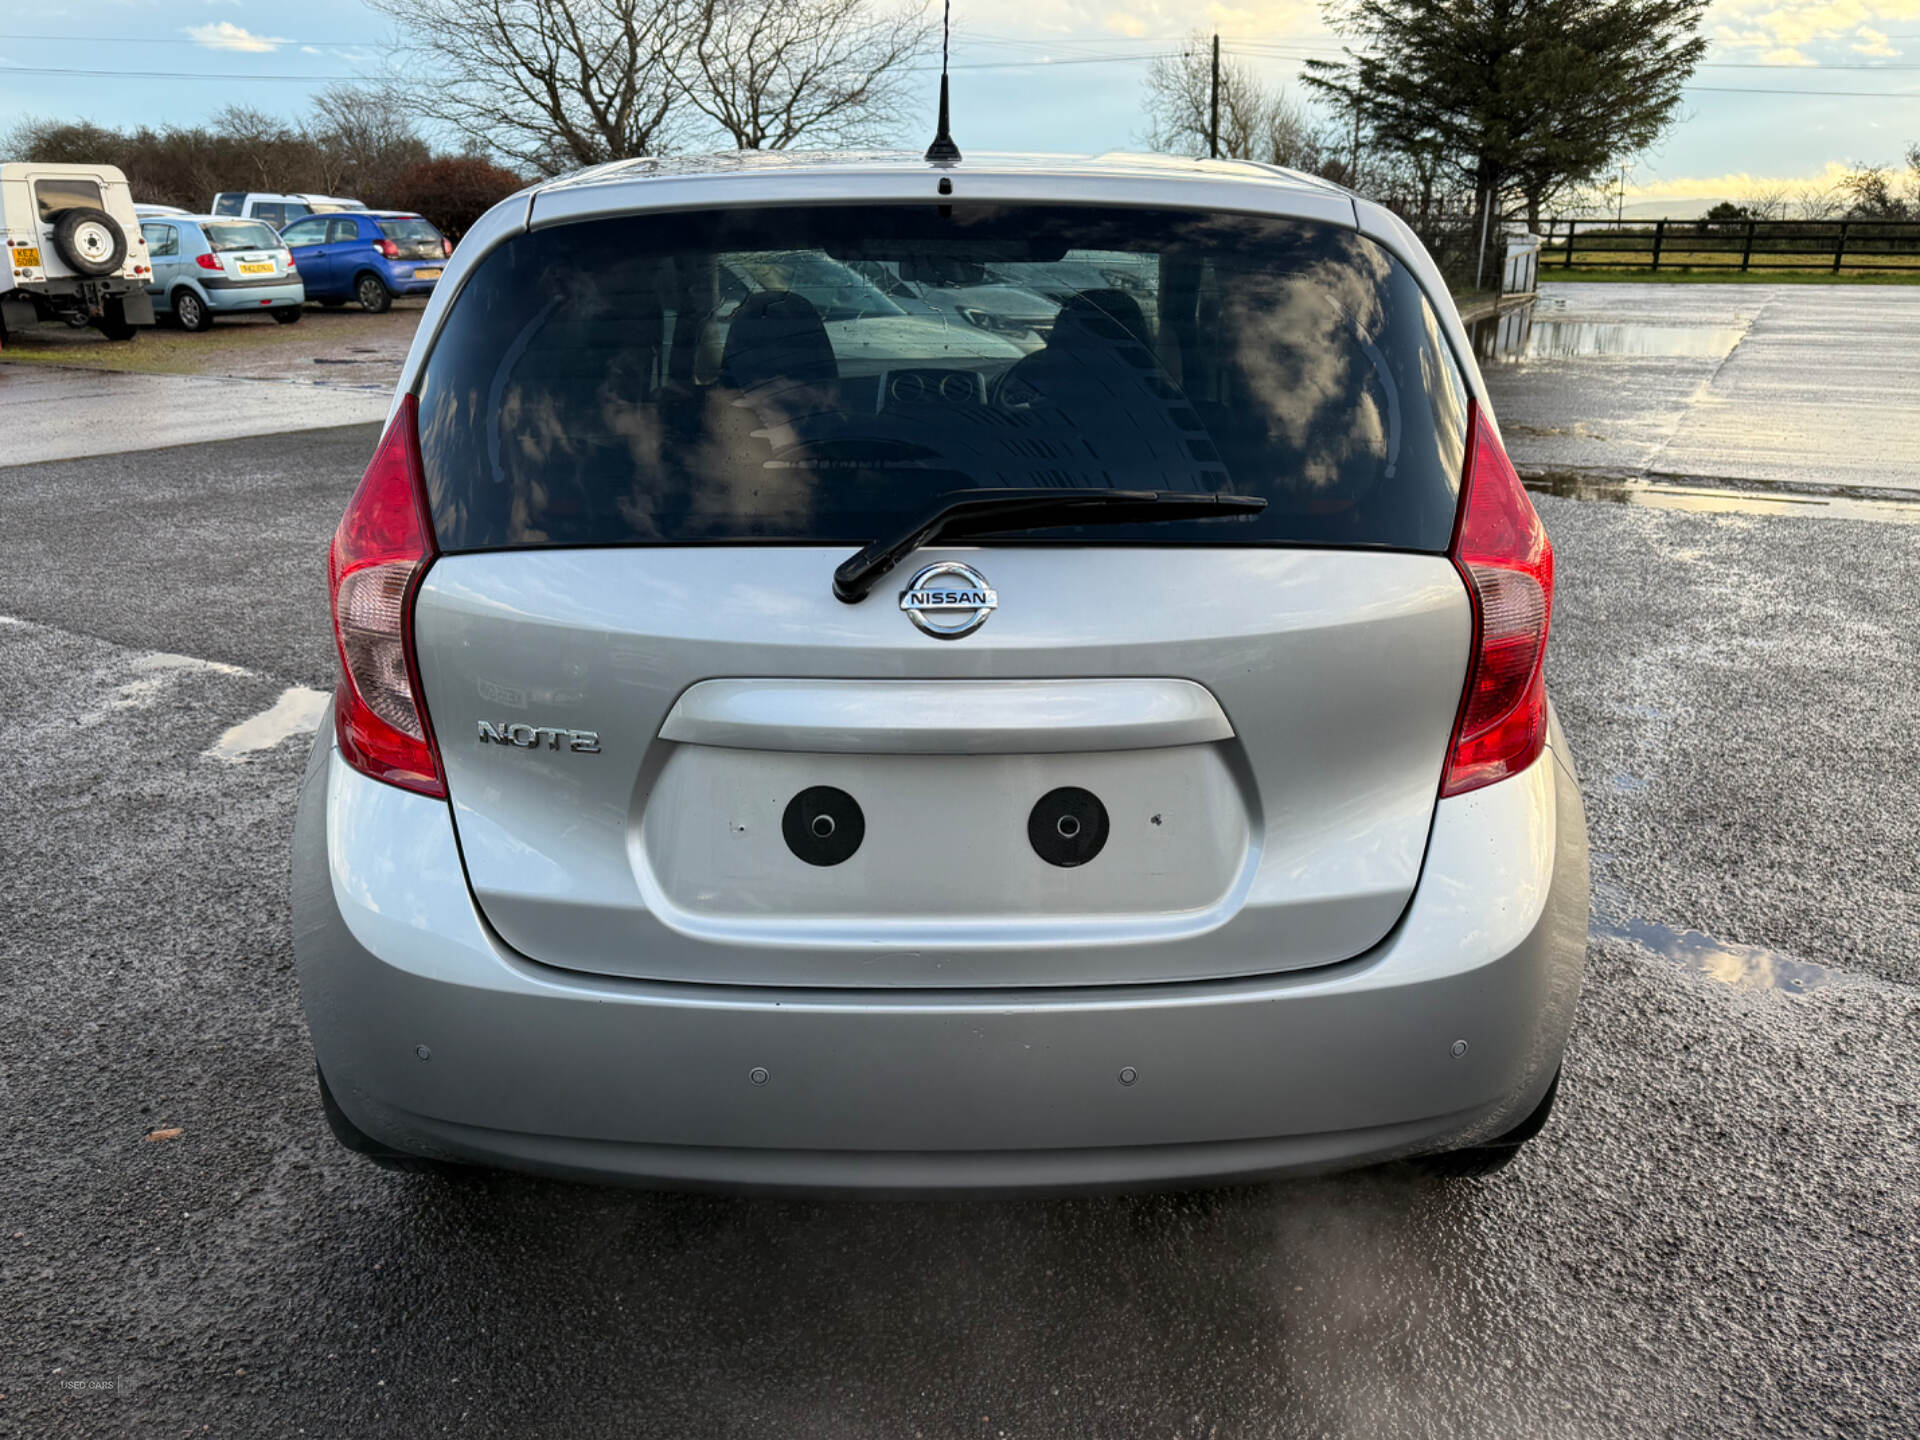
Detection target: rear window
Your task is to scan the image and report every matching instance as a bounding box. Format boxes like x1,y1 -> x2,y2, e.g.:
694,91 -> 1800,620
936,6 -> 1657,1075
417,204 -> 1470,553
213,193 -> 243,216
379,218 -> 442,242
35,178 -> 103,222
204,221 -> 281,253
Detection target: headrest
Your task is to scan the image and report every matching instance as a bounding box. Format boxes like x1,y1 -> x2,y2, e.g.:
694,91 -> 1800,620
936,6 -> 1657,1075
720,290 -> 837,390
1048,289 -> 1152,350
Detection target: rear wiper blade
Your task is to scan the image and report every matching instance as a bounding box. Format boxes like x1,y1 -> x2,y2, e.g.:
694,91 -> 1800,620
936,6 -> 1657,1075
832,488 -> 1268,603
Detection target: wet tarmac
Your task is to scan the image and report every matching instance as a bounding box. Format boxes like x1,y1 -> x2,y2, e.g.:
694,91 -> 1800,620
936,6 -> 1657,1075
1525,320 -> 1746,360
1483,283 -> 1920,492
5,428 -> 1920,1436
1590,916 -> 1847,994
0,364 -> 389,468
1523,469 -> 1920,524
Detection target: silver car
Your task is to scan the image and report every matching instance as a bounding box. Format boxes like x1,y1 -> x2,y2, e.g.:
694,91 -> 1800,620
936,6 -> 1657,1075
140,215 -> 303,331
293,153 -> 1588,1192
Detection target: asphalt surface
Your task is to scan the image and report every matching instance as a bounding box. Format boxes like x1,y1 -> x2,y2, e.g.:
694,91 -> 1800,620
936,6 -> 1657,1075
1485,282 -> 1920,492
0,366 -> 388,468
6,309 -> 1920,1433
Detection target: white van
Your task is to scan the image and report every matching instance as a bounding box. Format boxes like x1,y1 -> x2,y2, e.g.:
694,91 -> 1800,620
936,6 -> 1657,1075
210,192 -> 366,231
1,162 -> 154,341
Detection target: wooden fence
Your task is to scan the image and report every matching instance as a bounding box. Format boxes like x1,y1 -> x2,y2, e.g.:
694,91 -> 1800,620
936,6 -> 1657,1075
1539,218 -> 1920,274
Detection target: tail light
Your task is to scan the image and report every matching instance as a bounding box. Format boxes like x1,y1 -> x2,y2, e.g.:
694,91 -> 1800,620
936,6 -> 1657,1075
1441,402 -> 1554,797
195,253 -> 223,271
442,237 -> 453,257
377,238 -> 399,259
328,395 -> 445,797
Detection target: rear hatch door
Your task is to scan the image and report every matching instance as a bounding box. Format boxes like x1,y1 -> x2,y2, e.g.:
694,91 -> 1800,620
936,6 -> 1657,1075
407,196 -> 1477,989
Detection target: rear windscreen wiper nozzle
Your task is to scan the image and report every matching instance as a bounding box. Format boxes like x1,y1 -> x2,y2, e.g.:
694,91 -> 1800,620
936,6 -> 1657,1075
832,488 -> 1268,604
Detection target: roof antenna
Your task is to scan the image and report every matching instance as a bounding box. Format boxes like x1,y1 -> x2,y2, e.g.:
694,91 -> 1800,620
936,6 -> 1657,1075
924,0 -> 962,163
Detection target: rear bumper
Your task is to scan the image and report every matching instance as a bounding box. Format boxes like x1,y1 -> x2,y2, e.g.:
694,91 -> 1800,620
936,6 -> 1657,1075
201,280 -> 304,310
382,267 -> 439,295
292,719 -> 1589,1193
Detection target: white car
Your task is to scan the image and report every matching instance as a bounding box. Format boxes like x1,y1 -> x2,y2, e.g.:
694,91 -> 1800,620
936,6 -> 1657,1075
209,192 -> 367,231
1,162 -> 153,341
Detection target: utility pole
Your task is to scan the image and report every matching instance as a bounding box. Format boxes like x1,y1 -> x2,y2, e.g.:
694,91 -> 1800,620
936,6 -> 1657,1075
1209,34 -> 1221,159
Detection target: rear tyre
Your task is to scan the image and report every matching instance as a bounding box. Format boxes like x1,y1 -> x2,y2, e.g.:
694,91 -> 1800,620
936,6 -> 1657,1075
316,1064 -> 469,1177
355,272 -> 392,314
271,306 -> 303,325
92,298 -> 139,342
1406,1067 -> 1561,1179
172,288 -> 213,333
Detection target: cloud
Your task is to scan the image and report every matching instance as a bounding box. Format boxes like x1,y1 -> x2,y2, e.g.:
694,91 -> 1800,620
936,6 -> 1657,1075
1758,45 -> 1818,62
184,21 -> 289,52
1708,0 -> 1920,55
1623,160 -> 1858,203
1850,25 -> 1899,52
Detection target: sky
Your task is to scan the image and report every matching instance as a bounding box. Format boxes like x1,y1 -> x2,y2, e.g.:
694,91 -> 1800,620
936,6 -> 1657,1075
1,0 -> 1917,210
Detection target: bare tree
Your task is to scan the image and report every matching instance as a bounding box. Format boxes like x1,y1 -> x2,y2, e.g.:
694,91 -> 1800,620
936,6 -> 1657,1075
683,0 -> 929,150
305,82 -> 430,197
214,105 -> 306,191
1792,185 -> 1844,221
370,0 -> 702,173
1142,36 -> 1276,160
1839,163 -> 1912,220
1260,87 -> 1319,171
1742,186 -> 1788,222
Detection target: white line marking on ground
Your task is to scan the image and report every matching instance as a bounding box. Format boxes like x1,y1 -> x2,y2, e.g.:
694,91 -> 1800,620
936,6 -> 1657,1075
203,685 -> 331,762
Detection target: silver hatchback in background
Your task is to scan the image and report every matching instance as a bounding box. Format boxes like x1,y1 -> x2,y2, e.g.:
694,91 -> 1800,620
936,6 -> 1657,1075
140,216 -> 303,331
292,152 -> 1588,1193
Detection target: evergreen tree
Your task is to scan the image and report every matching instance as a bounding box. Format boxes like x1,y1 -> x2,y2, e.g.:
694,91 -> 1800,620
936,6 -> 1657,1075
1304,0 -> 1708,235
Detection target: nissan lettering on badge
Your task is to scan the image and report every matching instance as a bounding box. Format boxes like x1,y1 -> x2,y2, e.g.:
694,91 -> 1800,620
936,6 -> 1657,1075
899,561 -> 997,639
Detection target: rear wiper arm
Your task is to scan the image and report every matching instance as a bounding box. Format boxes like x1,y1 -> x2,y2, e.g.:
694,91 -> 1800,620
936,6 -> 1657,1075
833,488 -> 1268,603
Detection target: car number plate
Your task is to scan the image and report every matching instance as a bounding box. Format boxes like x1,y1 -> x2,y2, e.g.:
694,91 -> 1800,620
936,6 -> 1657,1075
237,262 -> 275,275
413,268 -> 443,280
12,246 -> 41,269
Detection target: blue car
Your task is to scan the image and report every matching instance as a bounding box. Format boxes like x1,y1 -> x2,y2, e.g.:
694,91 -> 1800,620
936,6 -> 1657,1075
276,210 -> 450,313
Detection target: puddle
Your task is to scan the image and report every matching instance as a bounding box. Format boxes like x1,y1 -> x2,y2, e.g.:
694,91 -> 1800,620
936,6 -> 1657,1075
1593,916 -> 1846,994
1524,471 -> 1920,525
203,685 -> 330,761
77,651 -> 249,726
1525,321 -> 1746,360
1468,304 -> 1536,361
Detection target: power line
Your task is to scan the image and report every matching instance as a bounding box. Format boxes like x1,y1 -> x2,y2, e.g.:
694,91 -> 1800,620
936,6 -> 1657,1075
0,33 -> 383,46
0,53 -> 1176,84
9,25 -> 1920,51
1682,84 -> 1920,96
0,37 -> 1914,96
0,65 -> 374,80
1694,61 -> 1920,70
